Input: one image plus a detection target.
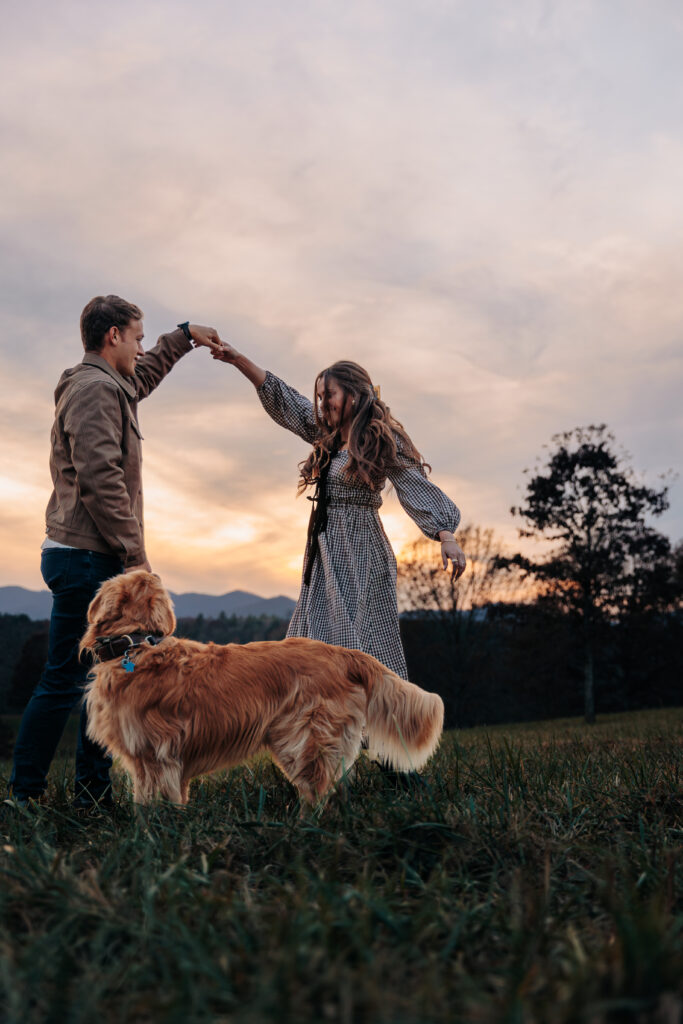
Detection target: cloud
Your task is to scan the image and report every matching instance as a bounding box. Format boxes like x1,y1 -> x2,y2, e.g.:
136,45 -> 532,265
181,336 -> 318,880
1,0 -> 682,592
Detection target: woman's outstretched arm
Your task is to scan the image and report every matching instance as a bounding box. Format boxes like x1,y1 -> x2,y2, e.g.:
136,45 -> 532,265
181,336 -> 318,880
213,342 -> 317,444
212,341 -> 266,388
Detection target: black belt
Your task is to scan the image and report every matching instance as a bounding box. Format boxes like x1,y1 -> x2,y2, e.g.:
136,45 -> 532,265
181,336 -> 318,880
327,499 -> 381,509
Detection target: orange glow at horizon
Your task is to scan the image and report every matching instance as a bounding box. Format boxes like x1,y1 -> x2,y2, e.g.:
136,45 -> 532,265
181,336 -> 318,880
1,3 -> 681,595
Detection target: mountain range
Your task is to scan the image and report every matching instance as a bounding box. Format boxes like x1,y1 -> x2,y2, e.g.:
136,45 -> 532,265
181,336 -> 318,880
0,586 -> 296,622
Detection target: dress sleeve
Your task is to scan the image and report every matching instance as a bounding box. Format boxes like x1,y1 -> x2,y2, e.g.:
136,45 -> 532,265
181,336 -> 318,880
387,448 -> 461,541
257,370 -> 317,444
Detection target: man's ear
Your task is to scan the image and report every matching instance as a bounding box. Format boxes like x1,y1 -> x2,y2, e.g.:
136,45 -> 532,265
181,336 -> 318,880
97,326 -> 118,355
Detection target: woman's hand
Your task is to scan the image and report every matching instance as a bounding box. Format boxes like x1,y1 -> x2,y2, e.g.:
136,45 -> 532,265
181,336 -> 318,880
211,341 -> 242,364
439,534 -> 466,581
210,343 -> 267,388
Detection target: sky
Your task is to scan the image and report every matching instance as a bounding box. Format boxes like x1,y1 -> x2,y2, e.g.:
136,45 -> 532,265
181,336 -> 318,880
1,0 -> 681,598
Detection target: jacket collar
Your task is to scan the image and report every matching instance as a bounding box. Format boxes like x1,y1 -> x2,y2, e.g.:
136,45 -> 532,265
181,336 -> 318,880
82,352 -> 137,400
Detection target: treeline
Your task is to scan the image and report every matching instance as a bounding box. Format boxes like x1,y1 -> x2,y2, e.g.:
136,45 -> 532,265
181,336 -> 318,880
400,602 -> 682,728
175,613 -> 289,646
1,601 -> 680,729
0,614 -> 49,716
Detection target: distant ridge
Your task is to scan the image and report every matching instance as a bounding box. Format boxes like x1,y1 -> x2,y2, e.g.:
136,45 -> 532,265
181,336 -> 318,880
0,586 -> 296,622
170,591 -> 296,620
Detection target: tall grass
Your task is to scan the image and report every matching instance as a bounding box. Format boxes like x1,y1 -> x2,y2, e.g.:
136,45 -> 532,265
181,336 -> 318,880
1,708 -> 682,1023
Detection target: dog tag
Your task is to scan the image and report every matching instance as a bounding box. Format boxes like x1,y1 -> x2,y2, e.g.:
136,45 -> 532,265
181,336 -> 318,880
121,656 -> 135,673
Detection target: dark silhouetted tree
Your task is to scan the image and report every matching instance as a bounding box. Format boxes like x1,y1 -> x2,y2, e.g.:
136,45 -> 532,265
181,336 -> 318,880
503,425 -> 673,723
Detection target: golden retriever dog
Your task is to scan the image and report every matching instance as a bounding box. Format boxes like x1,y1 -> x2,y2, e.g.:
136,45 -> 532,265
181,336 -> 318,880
80,571 -> 444,806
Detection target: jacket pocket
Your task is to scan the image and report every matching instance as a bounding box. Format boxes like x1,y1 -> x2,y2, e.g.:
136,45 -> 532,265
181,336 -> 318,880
129,417 -> 144,440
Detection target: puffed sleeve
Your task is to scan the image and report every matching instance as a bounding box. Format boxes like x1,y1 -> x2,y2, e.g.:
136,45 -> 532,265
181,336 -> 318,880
257,370 -> 317,444
387,447 -> 461,541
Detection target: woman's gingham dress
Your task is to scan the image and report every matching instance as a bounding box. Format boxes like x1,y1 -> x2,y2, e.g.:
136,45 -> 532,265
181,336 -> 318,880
258,372 -> 461,680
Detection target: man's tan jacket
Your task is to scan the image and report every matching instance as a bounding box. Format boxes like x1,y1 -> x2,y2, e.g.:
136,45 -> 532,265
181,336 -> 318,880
45,328 -> 192,568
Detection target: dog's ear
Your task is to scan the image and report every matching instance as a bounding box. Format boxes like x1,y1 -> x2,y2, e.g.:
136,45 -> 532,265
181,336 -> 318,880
87,577 -> 123,626
79,575 -> 124,655
139,574 -> 176,636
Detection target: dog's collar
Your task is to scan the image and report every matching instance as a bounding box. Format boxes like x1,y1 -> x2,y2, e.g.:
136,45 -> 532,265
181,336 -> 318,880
93,632 -> 165,663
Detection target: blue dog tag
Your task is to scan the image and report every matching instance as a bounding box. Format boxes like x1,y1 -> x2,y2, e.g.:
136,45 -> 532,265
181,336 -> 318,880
121,655 -> 135,673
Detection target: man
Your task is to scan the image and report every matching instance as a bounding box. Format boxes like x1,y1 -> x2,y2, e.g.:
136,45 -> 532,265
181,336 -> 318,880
9,295 -> 221,808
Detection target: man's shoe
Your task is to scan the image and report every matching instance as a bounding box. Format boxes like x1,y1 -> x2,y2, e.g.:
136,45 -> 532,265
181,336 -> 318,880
4,793 -> 46,811
73,781 -> 114,811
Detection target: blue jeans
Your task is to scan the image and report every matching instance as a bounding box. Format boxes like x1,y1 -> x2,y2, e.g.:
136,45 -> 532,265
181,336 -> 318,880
9,547 -> 123,804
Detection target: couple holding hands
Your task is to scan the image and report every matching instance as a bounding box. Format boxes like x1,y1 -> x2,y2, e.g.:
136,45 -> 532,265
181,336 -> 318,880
9,294 -> 465,807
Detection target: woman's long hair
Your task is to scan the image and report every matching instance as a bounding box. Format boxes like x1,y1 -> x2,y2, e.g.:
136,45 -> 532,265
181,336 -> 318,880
298,361 -> 430,493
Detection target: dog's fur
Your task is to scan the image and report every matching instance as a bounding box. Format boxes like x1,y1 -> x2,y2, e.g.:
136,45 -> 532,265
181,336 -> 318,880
80,571 -> 444,806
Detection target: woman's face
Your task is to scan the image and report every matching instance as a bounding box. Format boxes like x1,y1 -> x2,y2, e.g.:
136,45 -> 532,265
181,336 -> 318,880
316,375 -> 351,429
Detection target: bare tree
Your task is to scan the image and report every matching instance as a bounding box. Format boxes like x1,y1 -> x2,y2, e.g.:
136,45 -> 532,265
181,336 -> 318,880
397,524 -> 529,720
398,524 -> 530,616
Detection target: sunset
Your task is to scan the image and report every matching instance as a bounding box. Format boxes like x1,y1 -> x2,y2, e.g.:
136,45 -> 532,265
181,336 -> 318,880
1,2 -> 681,599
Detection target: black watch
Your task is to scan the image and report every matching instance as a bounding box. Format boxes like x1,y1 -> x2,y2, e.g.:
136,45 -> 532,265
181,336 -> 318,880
177,321 -> 192,341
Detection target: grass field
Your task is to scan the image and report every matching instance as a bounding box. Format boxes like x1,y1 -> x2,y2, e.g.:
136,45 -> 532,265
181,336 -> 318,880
1,708 -> 682,1023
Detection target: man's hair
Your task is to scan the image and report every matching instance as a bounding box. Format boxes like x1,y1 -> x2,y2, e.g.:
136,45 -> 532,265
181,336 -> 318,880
80,295 -> 143,352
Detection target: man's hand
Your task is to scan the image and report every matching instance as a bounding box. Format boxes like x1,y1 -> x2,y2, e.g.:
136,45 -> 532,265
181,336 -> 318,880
125,559 -> 152,573
189,325 -> 223,353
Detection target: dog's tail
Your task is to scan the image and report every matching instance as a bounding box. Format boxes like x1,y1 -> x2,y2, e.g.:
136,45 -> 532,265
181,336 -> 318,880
347,652 -> 444,771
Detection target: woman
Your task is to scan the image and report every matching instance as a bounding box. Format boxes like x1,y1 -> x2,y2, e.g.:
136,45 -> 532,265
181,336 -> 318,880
213,345 -> 465,680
